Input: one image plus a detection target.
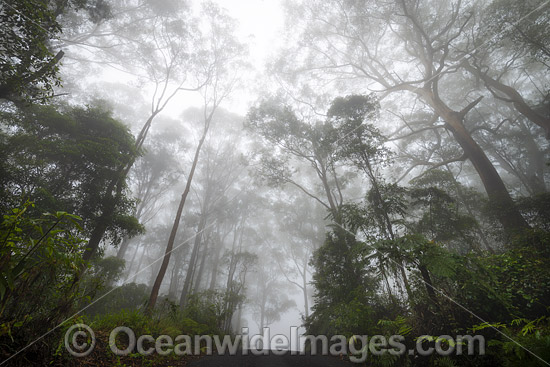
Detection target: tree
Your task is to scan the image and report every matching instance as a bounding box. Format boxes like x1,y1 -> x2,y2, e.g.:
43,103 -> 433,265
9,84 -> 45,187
222,250 -> 257,332
246,96 -> 349,222
0,205 -> 87,361
0,0 -> 110,103
270,194 -> 325,319
146,3 -> 248,312
0,103 -> 141,244
459,0 -> 550,139
409,170 -> 488,252
250,257 -> 296,331
279,0 -> 530,233
0,102 -> 144,362
307,231 -> 382,337
177,134 -> 248,305
78,1 -> 215,265
480,0 -> 550,68
116,137 -> 182,260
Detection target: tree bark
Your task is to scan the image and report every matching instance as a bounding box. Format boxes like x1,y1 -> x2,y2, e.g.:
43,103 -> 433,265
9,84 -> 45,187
418,264 -> 439,306
168,246 -> 185,300
146,130 -> 208,312
208,234 -> 223,290
302,260 -> 309,319
116,236 -> 131,259
193,237 -> 209,292
422,90 -> 530,233
179,214 -> 207,306
464,62 -> 550,138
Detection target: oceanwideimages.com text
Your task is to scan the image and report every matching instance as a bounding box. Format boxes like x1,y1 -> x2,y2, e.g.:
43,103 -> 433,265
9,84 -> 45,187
65,324 -> 485,363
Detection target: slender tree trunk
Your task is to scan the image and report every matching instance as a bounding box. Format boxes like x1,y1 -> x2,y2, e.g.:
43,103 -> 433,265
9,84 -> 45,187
179,214 -> 207,306
146,129 -> 208,312
418,264 -> 439,306
148,255 -> 162,289
116,236 -> 131,260
208,236 -> 222,290
317,160 -> 340,222
124,243 -> 143,282
379,257 -> 397,305
122,242 -> 138,280
225,253 -> 237,294
399,266 -> 414,302
117,188 -> 148,260
168,246 -> 185,300
193,236 -> 209,292
302,264 -> 309,319
259,298 -> 265,332
362,158 -> 407,305
235,304 -> 243,332
168,263 -> 179,301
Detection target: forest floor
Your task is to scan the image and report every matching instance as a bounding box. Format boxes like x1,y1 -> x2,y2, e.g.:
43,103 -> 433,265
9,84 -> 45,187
68,348 -> 355,366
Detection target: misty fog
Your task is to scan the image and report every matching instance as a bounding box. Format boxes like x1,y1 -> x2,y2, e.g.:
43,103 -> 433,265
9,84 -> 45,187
1,0 -> 549,366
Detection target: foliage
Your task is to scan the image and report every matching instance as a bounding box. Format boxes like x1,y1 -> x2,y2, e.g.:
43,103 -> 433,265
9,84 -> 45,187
306,154 -> 550,366
481,0 -> 550,66
83,282 -> 150,317
408,187 -> 478,246
0,202 -> 86,363
0,103 -> 143,245
517,193 -> 550,231
2,0 -> 550,365
0,102 -> 143,364
0,0 -> 63,103
0,0 -> 111,103
472,317 -> 550,367
183,289 -> 244,334
485,230 -> 550,319
327,94 -> 388,168
306,231 -> 386,337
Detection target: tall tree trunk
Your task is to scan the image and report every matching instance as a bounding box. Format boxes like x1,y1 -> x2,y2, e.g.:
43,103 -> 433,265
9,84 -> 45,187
168,263 -> 179,301
518,120 -> 547,194
124,243 -> 143,282
302,262 -> 309,319
179,214 -> 207,306
193,235 -> 209,292
317,159 -> 341,222
123,246 -> 138,281
418,264 -> 439,306
445,166 -> 495,253
379,257 -> 397,306
116,236 -> 131,260
225,253 -> 237,295
424,90 -> 530,233
399,265 -> 414,302
168,246 -> 185,300
208,235 -> 222,290
148,255 -> 162,289
235,304 -> 243,332
259,296 -> 266,332
146,128 -> 208,312
362,157 -> 410,304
